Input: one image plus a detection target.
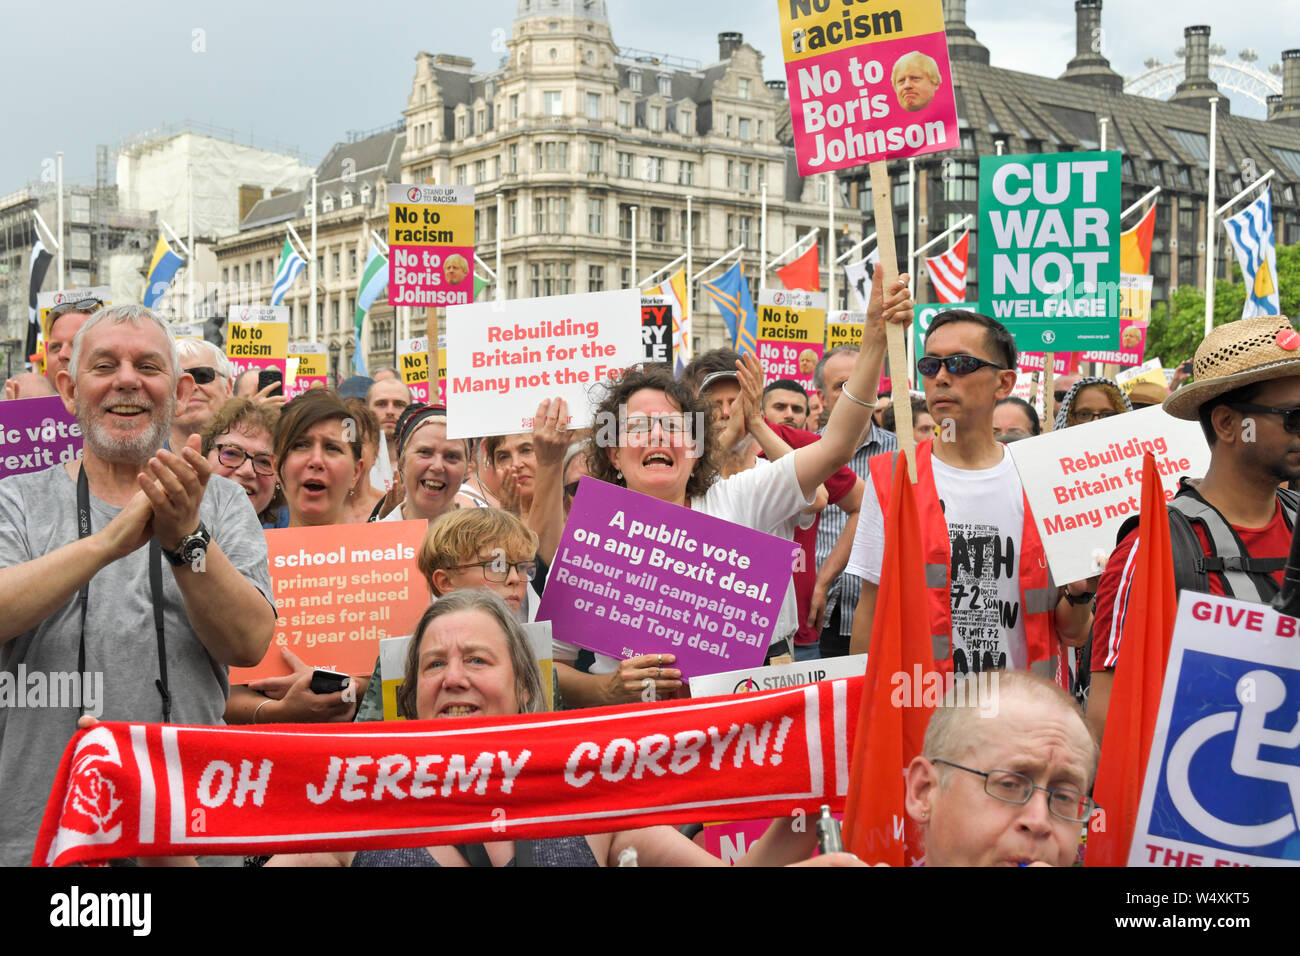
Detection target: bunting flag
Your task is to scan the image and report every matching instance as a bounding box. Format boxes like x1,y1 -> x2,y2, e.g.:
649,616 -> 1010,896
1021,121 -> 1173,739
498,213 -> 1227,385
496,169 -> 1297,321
142,236 -> 185,309
25,238 -> 53,362
1223,188 -> 1280,318
776,243 -> 820,292
841,457 -> 935,866
269,236 -> 307,306
1119,203 -> 1157,275
35,678 -> 860,866
925,230 -> 969,304
353,241 -> 389,377
702,261 -> 758,356
646,267 -> 691,377
844,251 -> 879,311
1086,452 -> 1178,867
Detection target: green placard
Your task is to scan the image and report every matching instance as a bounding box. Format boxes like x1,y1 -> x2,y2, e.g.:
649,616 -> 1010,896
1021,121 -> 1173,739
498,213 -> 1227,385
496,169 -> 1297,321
978,151 -> 1120,351
913,301 -> 966,379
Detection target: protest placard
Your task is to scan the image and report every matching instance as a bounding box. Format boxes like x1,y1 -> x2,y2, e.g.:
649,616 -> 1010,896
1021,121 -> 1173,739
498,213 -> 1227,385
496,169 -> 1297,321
912,300 -> 964,370
689,654 -> 867,699
536,478 -> 796,681
0,395 -> 82,480
1018,351 -> 1080,376
377,621 -> 554,720
1079,274 -> 1152,366
640,295 -> 672,366
169,323 -> 204,341
397,337 -> 431,403
1009,371 -> 1045,418
778,0 -> 958,176
444,289 -> 640,439
387,184 -> 475,308
225,306 -> 289,380
285,342 -> 328,398
757,289 -> 826,390
1130,592 -> 1300,866
36,286 -> 111,343
826,310 -> 865,350
230,520 -> 429,682
1116,358 -> 1167,397
978,151 -> 1121,351
1007,405 -> 1210,583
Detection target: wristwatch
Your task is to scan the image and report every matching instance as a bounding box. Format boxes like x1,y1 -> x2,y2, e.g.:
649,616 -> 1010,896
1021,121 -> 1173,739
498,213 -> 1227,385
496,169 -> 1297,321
164,522 -> 211,567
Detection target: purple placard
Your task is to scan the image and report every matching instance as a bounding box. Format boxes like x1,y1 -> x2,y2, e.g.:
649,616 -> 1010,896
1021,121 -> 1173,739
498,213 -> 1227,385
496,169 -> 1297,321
536,477 -> 795,680
0,395 -> 82,480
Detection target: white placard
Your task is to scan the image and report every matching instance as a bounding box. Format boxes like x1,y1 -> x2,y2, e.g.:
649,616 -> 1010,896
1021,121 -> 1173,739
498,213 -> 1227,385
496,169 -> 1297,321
444,289 -> 641,439
688,654 -> 867,699
1007,405 -> 1210,583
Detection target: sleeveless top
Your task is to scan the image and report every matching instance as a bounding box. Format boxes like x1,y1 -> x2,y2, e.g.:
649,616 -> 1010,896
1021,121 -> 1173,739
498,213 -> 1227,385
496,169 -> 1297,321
350,836 -> 599,867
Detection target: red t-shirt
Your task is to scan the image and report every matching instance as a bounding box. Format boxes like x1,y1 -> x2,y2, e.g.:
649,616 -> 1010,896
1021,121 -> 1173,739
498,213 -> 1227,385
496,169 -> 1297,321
761,422 -> 859,646
1092,498 -> 1292,672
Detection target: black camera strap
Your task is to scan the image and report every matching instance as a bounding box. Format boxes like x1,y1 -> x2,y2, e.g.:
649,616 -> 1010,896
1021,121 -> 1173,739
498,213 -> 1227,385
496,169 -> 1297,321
76,465 -> 171,723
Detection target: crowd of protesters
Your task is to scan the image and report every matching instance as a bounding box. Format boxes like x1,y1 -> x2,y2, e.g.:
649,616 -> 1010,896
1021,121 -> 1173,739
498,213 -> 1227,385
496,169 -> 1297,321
0,277 -> 1291,869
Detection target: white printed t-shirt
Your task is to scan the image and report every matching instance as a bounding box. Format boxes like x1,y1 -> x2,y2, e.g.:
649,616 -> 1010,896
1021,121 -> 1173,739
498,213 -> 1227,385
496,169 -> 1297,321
846,447 -> 1029,673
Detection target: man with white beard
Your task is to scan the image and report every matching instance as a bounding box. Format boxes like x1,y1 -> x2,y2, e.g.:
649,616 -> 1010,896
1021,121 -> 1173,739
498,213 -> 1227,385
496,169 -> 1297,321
0,305 -> 275,866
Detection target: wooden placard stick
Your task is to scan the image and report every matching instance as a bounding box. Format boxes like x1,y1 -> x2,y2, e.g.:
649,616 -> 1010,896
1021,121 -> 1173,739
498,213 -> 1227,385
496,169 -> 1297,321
868,161 -> 915,482
426,307 -> 441,403
1042,355 -> 1055,432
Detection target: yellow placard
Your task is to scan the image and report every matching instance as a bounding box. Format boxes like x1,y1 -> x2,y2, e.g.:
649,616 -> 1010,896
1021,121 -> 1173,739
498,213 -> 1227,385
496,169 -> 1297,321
387,204 -> 475,247
779,0 -> 946,62
226,320 -> 289,360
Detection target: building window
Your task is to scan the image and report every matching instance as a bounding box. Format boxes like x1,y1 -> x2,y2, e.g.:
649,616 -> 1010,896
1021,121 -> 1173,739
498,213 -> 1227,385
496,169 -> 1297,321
508,199 -> 519,234
658,74 -> 671,97
644,156 -> 663,182
739,118 -> 752,140
727,215 -> 754,249
588,264 -> 605,292
457,114 -> 467,139
456,164 -> 467,185
506,266 -> 518,299
321,194 -> 334,213
622,267 -> 632,288
619,204 -> 634,240
680,209 -> 700,243
508,143 -> 519,173
649,105 -> 662,131
678,161 -> 694,186
536,141 -> 568,170
588,198 -> 604,234
222,268 -> 229,286
618,100 -> 632,126
817,177 -> 828,203
510,93 -> 520,119
727,160 -> 735,188
650,208 -> 668,243
630,70 -> 642,93
942,161 -> 978,202
476,108 -> 486,132
738,78 -> 751,99
349,249 -> 357,275
534,196 -> 569,234
617,151 -> 633,177
331,299 -> 340,333
740,163 -> 752,191
726,115 -> 734,138
678,111 -> 693,135
331,252 -> 340,278
543,90 -> 563,116
588,141 -> 603,172
360,183 -> 371,204
475,159 -> 487,183
586,92 -> 601,119
531,262 -> 573,297
340,190 -> 353,208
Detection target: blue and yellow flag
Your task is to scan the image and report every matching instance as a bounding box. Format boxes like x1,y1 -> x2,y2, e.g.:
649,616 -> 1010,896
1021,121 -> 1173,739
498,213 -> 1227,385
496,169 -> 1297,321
702,261 -> 758,356
1223,188 -> 1280,319
142,236 -> 184,308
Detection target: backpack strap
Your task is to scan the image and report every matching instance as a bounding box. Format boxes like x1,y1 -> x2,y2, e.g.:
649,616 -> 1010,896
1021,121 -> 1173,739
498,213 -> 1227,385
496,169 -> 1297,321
1170,483 -> 1284,603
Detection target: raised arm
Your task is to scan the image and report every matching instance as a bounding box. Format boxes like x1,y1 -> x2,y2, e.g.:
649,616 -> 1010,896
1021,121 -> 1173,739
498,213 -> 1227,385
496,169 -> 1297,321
525,398 -> 569,565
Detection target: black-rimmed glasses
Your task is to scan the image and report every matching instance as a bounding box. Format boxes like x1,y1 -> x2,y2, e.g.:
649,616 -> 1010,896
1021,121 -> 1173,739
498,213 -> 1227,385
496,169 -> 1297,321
917,354 -> 1006,378
450,559 -> 538,583
931,759 -> 1096,823
1227,402 -> 1300,435
214,443 -> 276,477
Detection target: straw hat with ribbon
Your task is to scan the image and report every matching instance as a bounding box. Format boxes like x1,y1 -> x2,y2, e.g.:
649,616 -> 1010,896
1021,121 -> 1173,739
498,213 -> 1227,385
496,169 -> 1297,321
1163,315 -> 1300,421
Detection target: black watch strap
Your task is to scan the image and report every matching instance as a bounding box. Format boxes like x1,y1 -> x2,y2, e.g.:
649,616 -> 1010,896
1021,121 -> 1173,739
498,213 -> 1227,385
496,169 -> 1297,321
164,522 -> 210,566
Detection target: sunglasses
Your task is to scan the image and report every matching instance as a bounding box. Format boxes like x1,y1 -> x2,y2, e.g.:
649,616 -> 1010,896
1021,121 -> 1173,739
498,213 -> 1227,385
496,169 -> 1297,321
186,366 -> 220,385
48,298 -> 104,321
917,354 -> 1006,378
1228,402 -> 1300,434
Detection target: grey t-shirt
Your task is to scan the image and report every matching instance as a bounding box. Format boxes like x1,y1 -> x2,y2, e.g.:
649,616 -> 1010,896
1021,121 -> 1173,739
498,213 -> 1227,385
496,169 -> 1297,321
0,465 -> 274,866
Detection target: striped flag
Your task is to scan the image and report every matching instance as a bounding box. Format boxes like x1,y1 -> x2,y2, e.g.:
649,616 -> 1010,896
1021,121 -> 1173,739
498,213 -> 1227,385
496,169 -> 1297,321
646,267 -> 690,377
1120,203 -> 1157,274
702,261 -> 758,356
1223,188 -> 1280,318
270,236 -> 307,306
25,238 -> 53,362
924,230 -> 968,304
142,236 -> 184,308
352,241 -> 389,377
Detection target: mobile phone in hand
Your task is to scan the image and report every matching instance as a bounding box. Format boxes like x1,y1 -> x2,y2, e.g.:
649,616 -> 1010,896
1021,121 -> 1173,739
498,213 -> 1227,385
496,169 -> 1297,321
258,368 -> 284,396
309,669 -> 350,695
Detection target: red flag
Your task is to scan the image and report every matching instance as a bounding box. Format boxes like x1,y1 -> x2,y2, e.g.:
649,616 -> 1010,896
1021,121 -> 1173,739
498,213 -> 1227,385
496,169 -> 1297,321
925,231 -> 968,303
1085,452 -> 1178,866
842,458 -> 935,866
1120,204 -> 1157,275
776,243 -> 819,292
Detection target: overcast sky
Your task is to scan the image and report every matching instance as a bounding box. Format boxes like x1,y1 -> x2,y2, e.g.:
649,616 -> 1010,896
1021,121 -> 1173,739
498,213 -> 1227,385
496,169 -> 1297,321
2,0 -> 1294,189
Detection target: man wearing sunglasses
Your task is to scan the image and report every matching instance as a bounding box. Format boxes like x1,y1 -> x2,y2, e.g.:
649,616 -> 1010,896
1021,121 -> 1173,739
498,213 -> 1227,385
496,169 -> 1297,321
1089,315 -> 1300,743
171,338 -> 233,454
41,298 -> 104,390
848,310 -> 1093,679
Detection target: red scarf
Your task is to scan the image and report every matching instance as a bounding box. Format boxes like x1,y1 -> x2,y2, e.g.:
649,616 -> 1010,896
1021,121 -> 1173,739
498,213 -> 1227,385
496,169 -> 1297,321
36,678 -> 860,866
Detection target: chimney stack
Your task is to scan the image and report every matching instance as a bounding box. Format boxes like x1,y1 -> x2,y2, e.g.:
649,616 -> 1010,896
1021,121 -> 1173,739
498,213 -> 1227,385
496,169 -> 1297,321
1059,0 -> 1123,94
941,0 -> 989,65
718,32 -> 743,61
1170,25 -> 1228,112
1272,49 -> 1300,127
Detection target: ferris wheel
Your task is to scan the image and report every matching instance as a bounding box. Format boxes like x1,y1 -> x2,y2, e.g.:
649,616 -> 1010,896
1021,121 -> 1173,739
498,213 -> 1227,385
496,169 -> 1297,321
1125,47 -> 1283,108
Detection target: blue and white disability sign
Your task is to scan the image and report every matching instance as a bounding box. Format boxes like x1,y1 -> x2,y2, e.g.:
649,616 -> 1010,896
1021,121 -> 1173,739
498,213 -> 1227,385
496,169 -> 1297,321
1131,592 -> 1300,866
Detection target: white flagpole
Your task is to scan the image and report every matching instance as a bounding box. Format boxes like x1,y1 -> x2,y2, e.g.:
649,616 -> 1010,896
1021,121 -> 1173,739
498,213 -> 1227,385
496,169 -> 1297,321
310,176 -> 318,345
760,183 -> 768,285
1121,186 -> 1163,222
286,223 -> 310,260
496,194 -> 503,301
630,205 -> 638,289
827,174 -> 835,307
1204,97 -> 1218,337
187,165 -> 195,322
55,151 -> 64,288
1099,117 -> 1109,152
1216,169 -> 1277,218
685,194 -> 693,366
907,158 -> 915,284
639,254 -> 686,288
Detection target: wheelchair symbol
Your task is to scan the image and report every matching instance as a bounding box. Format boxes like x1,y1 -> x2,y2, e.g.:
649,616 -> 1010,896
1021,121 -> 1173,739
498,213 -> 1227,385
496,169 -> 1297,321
1165,669 -> 1300,847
